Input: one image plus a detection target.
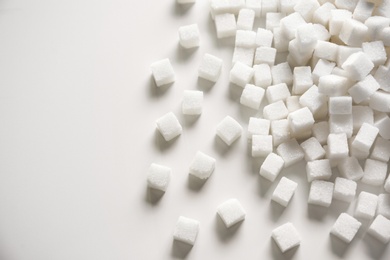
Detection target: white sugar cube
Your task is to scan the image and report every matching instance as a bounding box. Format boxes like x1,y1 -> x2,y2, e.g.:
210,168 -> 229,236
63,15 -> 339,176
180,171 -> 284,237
272,222 -> 301,253
156,112 -> 182,141
348,75 -> 380,104
355,191 -> 378,220
182,90 -> 203,115
299,85 -> 327,115
266,83 -> 291,103
308,180 -> 334,207
369,90 -> 390,113
337,46 -> 362,67
272,177 -> 298,207
329,114 -> 353,138
235,30 -> 256,48
312,59 -> 336,84
362,41 -> 387,66
178,24 -> 200,49
215,13 -> 237,38
252,135 -> 273,157
271,119 -> 291,147
276,139 -> 305,168
294,0 -> 319,22
246,0 -> 261,17
273,27 -> 289,52
313,2 -> 335,26
314,41 -> 338,62
247,117 -> 270,139
306,159 -> 332,182
292,66 -> 313,95
318,74 -> 349,97
349,135 -> 370,160
150,58 -> 175,87
374,66 -> 390,93
263,100 -> 289,121
339,18 -> 368,47
253,64 -> 272,88
217,198 -> 246,228
352,0 -> 374,23
361,159 -> 388,186
260,152 -> 285,182
378,194 -> 390,219
312,121 -> 329,145
342,52 -> 374,81
240,84 -> 265,110
271,62 -> 293,86
329,9 -> 352,35
189,151 -> 216,180
256,28 -> 273,47
337,157 -> 364,181
230,61 -> 254,87
330,213 -> 361,243
173,216 -> 200,246
266,13 -> 286,31
328,133 -> 349,159
147,163 -> 171,192
371,137 -> 390,162
216,116 -> 243,146
333,177 -> 357,203
288,107 -> 314,134
198,53 -> 223,82
381,27 -> 390,46
280,0 -> 297,14
254,47 -> 277,66
352,123 -> 379,153
329,96 -> 352,115
365,16 -> 390,41
375,114 -> 390,140
237,8 -> 255,30
286,96 -> 302,113
295,23 -> 317,52
232,47 -> 255,67
368,215 -> 390,243
261,0 -> 278,16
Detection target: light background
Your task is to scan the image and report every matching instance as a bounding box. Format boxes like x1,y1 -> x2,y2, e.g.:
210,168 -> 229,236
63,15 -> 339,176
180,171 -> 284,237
0,0 -> 389,259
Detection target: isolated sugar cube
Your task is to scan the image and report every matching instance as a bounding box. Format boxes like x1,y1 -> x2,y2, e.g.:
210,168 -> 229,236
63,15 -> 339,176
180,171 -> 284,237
247,117 -> 270,139
252,135 -> 273,157
189,151 -> 216,180
178,24 -> 200,49
272,222 -> 301,253
272,177 -> 298,207
308,180 -> 334,207
198,53 -> 223,82
266,83 -> 291,103
182,90 -> 203,115
271,119 -> 291,147
327,133 -> 349,159
237,8 -> 255,30
276,139 -> 305,168
217,198 -> 246,228
253,64 -> 272,88
355,192 -> 378,220
330,213 -> 361,243
240,84 -> 265,110
368,215 -> 390,243
377,194 -> 390,219
361,159 -> 388,186
333,177 -> 357,203
301,137 -> 326,162
216,116 -> 243,146
306,159 -> 332,182
256,28 -> 273,47
260,153 -> 285,182
337,157 -> 364,181
215,13 -> 237,38
147,163 -> 171,192
371,137 -> 390,162
341,52 -> 374,81
352,123 -> 379,153
173,216 -> 200,246
230,61 -> 254,87
150,58 -> 175,87
263,101 -> 289,121
156,112 -> 182,141
235,30 -> 256,48
288,107 -> 314,134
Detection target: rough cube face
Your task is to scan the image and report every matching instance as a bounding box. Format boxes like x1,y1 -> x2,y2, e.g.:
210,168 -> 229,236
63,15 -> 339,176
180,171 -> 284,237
271,62 -> 293,86
182,90 -> 203,115
369,91 -> 390,113
306,159 -> 332,182
352,105 -> 374,134
288,107 -> 314,134
301,137 -> 326,161
308,180 -> 334,207
156,112 -> 183,141
260,152 -> 285,182
215,13 -> 237,38
337,157 -> 364,181
312,121 -> 329,145
147,163 -> 172,192
256,28 -> 273,47
362,41 -> 386,66
263,101 -> 289,121
253,64 -> 272,87
377,194 -> 390,219
272,177 -> 298,207
150,58 -> 175,87
252,135 -> 273,157
189,151 -> 216,180
361,159 -> 388,186
247,117 -> 270,139
266,83 -> 291,103
286,96 -> 302,112
327,133 -> 349,159
237,8 -> 255,30
341,52 -> 374,81
352,123 -> 379,153
271,119 -> 290,147
178,24 -> 200,49
331,213 -> 362,243
355,191 -> 378,220
333,177 -> 357,203
230,61 -> 254,87
232,46 -> 255,67
293,66 -> 313,95
318,74 -> 349,97
371,137 -> 390,162
254,46 -> 277,66
329,96 -> 352,115
339,18 -> 368,47
173,216 -> 200,246
272,222 -> 301,253
329,114 -> 353,138
235,30 -> 256,48
216,116 -> 243,146
217,198 -> 246,228
368,215 -> 390,243
276,139 -> 305,167
240,84 -> 265,110
198,53 -> 223,82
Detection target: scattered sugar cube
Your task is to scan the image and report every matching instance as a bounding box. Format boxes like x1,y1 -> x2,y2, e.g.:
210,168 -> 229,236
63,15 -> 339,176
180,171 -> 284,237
355,191 -> 378,220
352,0 -> 374,22
150,58 -> 175,87
330,213 -> 361,243
215,13 -> 237,38
371,137 -> 390,162
272,177 -> 298,207
198,53 -> 223,82
308,180 -> 334,207
271,62 -> 293,86
273,27 -> 290,52
299,85 -> 327,115
365,16 -> 390,41
313,2 -> 336,26
173,216 -> 200,246
271,119 -> 291,147
378,194 -> 390,219
252,135 -> 273,157
348,75 -> 380,104
314,40 -> 338,62
235,30 -> 256,48
306,159 -> 332,182
312,59 -> 336,84
217,198 -> 246,228
292,66 -> 313,95
237,8 -> 255,30
333,177 -> 357,203
263,100 -> 289,121
368,215 -> 390,243
374,66 -> 390,93
210,0 -> 245,16
276,139 -> 305,168
352,123 -> 379,153
349,135 -> 370,160
361,159 -> 388,186
266,83 -> 291,103
369,90 -> 390,113
253,64 -> 272,88
182,90 -> 203,115
286,96 -> 302,113
337,46 -> 362,67
318,74 -> 349,97
294,0 -> 319,22
147,163 -> 171,192
178,24 -> 200,49
337,157 -> 364,181
312,121 -> 329,145
329,96 -> 352,115
240,84 -> 265,110
189,151 -> 216,180
230,61 -> 254,87
256,28 -> 273,47
260,152 -> 285,182
329,9 -> 352,35
339,18 -> 368,47
247,117 -> 270,139
156,112 -> 182,141
362,41 -> 387,67
341,51 -> 374,81
216,116 -> 243,146
327,133 -> 349,159
329,114 -> 353,138
254,46 -> 277,66
375,114 -> 390,140
272,222 -> 301,253
334,0 -> 359,11
232,47 -> 255,67
288,107 -> 314,134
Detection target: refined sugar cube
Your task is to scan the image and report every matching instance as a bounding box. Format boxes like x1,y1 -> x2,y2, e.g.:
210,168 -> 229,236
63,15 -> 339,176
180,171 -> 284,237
337,157 -> 364,181
271,62 -> 293,86
232,47 -> 255,67
272,222 -> 301,253
312,121 -> 329,145
369,90 -> 390,113
147,163 -> 171,192
230,61 -> 254,87
341,52 -> 374,81
292,66 -> 313,95
217,198 -> 246,228
362,41 -> 387,66
349,135 -> 370,160
349,75 -> 380,104
312,59 -> 336,84
339,18 -> 368,47
150,58 -> 175,87
263,101 -> 289,121
306,159 -> 332,182
288,107 -> 314,134
374,66 -> 390,93
295,23 -> 317,52
173,216 -> 200,246
240,84 -> 265,110
286,96 -> 302,113
365,16 -> 390,41
313,2 -> 336,26
236,8 -> 255,31
266,83 -> 291,103
266,13 -> 286,32
371,137 -> 390,162
352,123 -> 379,153
215,13 -> 237,38
273,27 -> 289,52
361,159 -> 388,186
182,90 -> 203,115
334,0 -> 359,11
337,46 -> 362,67
378,194 -> 390,219
178,24 -> 200,49
189,151 -> 216,180
271,119 -> 290,147
276,139 -> 305,168
253,64 -> 272,88
355,192 -> 378,220
352,106 -> 374,134
247,117 -> 270,139
329,9 -> 352,35
330,213 -> 361,243
333,177 -> 357,203
301,137 -> 326,162
210,0 -> 245,16
280,0 -> 297,14
254,47 -> 277,66
252,135 -> 273,157
329,96 -> 352,115
329,114 -> 353,138
327,133 -> 349,159
299,85 -> 327,115
156,112 -> 182,141
260,153 -> 285,182
235,30 -> 256,48
216,116 -> 243,146
318,74 -> 349,97
314,41 -> 338,62
352,0 -> 374,22
272,177 -> 298,207
256,28 -> 273,47
294,0 -> 319,22
198,53 -> 223,82
368,215 -> 390,243
375,114 -> 390,140
308,180 -> 334,207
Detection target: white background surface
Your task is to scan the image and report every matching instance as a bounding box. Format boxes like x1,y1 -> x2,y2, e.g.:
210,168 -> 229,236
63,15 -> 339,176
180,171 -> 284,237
0,0 -> 389,259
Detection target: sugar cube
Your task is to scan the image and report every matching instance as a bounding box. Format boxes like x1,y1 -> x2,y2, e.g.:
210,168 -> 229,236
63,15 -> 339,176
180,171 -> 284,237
178,24 -> 200,49
337,157 -> 364,181
299,85 -> 327,115
374,114 -> 390,140
260,153 -> 285,182
273,27 -> 289,52
173,216 -> 200,246
237,8 -> 255,31
341,52 -> 374,81
362,41 -> 387,67
306,159 -> 332,182
308,180 -> 334,207
352,0 -> 374,22
365,16 -> 390,41
216,116 -> 243,146
254,47 -> 277,66
294,0 -> 319,22
378,194 -> 390,219
355,191 -> 378,220
261,0 -> 278,16
329,114 -> 353,138
314,41 -> 339,62
210,0 -> 245,16
276,139 -> 305,168
327,133 -> 349,159
235,30 -> 256,48
271,62 -> 293,86
374,66 -> 390,93
147,163 -> 171,192
272,222 -> 301,253
369,90 -> 390,113
329,9 -> 352,35
333,177 -> 357,203
329,96 -> 352,115
240,84 -> 265,110
368,215 -> 390,243
215,13 -> 237,38
272,177 -> 298,207
182,90 -> 203,115
150,58 -> 175,87
318,74 -> 349,97
246,0 -> 261,17
337,46 -> 362,67
230,61 -> 254,87
339,18 -> 368,47
247,117 -> 270,139
361,159 -> 388,186
352,123 -> 379,153
271,119 -> 291,147
312,121 -> 329,145
371,137 -> 390,162
313,2 -> 336,26
252,135 -> 273,157
263,100 -> 289,121
286,96 -> 302,113
292,66 -> 313,95
266,13 -> 286,32
198,53 -> 223,82
189,151 -> 216,180
330,213 -> 361,243
253,64 -> 272,88
288,107 -> 314,134
349,135 -> 370,160
217,198 -> 246,228
156,112 -> 182,141
232,47 -> 255,67
266,83 -> 291,103
348,75 -> 380,104
312,59 -> 336,84
256,28 -> 273,47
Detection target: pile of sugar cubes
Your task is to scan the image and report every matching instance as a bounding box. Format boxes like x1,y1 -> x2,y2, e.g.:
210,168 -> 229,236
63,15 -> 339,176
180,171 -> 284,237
148,0 -> 390,254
